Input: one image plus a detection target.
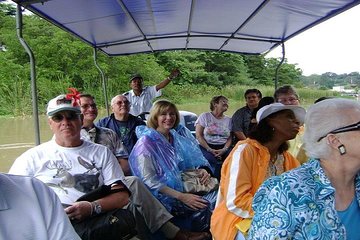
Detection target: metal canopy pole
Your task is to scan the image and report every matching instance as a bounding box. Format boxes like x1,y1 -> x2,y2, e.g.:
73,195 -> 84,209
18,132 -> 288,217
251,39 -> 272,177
93,48 -> 110,116
16,5 -> 40,145
274,42 -> 285,90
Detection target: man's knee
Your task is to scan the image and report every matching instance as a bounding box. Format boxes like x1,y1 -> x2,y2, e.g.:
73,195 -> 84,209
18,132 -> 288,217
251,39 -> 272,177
125,176 -> 137,186
125,176 -> 147,194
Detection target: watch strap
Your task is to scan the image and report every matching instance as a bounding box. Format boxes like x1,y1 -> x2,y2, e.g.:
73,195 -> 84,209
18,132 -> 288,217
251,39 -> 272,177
91,201 -> 102,215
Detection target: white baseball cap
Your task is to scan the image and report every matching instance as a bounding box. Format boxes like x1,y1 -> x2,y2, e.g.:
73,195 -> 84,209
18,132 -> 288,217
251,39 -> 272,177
46,94 -> 81,116
256,103 -> 306,124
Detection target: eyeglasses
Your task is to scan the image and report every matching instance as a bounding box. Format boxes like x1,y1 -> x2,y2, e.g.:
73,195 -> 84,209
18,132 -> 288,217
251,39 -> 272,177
80,103 -> 97,109
51,112 -> 81,123
115,101 -> 130,106
277,97 -> 299,104
317,121 -> 360,142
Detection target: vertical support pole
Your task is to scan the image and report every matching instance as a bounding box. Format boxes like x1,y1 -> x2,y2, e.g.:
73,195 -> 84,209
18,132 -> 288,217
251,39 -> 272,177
274,42 -> 285,90
16,5 -> 40,145
93,48 -> 110,116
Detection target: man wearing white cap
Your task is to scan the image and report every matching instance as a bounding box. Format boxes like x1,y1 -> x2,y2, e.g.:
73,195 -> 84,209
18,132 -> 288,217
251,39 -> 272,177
211,103 -> 305,240
123,69 -> 180,116
9,92 -> 136,239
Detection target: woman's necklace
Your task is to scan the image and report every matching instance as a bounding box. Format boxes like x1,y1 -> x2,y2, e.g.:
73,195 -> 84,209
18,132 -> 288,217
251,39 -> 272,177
266,153 -> 285,179
266,153 -> 279,178
270,153 -> 278,164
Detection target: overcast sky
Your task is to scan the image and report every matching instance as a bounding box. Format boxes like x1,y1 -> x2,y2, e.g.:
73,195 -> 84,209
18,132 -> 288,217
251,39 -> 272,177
267,4 -> 360,76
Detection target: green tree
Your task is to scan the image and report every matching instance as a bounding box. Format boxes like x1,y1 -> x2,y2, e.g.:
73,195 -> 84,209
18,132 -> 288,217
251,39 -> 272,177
243,55 -> 270,85
264,58 -> 302,87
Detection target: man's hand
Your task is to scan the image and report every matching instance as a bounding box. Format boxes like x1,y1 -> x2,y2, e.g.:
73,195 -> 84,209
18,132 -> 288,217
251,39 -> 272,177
65,201 -> 93,221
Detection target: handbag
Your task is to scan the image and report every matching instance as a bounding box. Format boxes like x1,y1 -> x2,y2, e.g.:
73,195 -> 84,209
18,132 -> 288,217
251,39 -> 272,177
72,209 -> 137,240
74,182 -> 137,240
181,169 -> 219,195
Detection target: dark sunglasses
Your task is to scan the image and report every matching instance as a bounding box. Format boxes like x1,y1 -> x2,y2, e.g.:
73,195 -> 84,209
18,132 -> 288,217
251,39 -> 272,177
317,121 -> 360,142
51,112 -> 81,123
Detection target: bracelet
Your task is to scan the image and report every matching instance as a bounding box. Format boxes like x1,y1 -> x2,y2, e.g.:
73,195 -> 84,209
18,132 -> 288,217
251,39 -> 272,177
167,76 -> 174,81
223,147 -> 229,151
207,147 -> 212,152
87,201 -> 93,216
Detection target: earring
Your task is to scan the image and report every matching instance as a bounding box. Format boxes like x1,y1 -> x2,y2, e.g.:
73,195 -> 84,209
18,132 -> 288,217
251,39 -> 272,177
338,144 -> 346,155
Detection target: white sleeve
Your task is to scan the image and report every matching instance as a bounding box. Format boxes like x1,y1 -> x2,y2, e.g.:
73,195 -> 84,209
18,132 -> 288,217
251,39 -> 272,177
34,178 -> 81,240
8,150 -> 35,176
100,148 -> 127,187
148,85 -> 162,98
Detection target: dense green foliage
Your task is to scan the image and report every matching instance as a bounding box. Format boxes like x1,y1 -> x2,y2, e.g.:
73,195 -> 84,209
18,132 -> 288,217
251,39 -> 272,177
0,3 -> 352,116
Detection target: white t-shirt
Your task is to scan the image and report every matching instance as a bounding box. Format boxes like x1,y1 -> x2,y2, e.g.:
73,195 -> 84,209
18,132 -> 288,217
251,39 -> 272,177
195,112 -> 232,145
9,140 -> 126,205
123,86 -> 162,116
0,173 -> 80,240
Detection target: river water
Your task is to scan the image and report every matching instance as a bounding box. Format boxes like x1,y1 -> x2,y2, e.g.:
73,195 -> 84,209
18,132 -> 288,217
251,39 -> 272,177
0,115 -> 53,172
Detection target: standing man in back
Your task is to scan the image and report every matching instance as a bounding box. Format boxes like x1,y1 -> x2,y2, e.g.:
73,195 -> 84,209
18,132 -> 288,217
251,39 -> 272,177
124,69 -> 180,116
231,89 -> 262,142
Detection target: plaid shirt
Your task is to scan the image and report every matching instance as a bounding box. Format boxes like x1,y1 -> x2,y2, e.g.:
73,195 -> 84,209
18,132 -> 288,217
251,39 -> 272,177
81,126 -> 128,158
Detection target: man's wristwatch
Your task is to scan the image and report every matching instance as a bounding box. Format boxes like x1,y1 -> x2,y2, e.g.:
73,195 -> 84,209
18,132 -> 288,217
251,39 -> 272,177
92,201 -> 102,215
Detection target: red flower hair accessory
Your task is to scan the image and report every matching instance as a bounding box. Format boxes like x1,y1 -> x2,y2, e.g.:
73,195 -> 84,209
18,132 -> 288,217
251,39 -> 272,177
66,88 -> 81,107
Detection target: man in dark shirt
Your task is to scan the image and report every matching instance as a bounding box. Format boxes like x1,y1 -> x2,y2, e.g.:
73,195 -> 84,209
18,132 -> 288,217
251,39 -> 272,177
96,95 -> 146,154
231,89 -> 262,142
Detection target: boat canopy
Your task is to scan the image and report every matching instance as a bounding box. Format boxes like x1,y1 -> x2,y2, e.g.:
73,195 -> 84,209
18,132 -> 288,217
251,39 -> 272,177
10,0 -> 360,145
12,0 -> 360,56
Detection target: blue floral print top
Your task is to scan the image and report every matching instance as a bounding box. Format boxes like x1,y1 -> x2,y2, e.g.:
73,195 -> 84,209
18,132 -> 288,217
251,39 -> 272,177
248,159 -> 360,240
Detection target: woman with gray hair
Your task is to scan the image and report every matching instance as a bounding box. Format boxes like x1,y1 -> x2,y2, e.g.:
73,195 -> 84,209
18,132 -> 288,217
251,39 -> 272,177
248,98 -> 360,239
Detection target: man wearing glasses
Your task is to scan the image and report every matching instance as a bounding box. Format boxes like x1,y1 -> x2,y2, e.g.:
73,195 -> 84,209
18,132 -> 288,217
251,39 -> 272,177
274,85 -> 300,105
274,85 -> 307,164
96,95 -> 146,154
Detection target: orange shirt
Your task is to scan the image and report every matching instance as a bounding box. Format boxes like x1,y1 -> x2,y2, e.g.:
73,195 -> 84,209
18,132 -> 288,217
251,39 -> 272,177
210,139 -> 300,240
